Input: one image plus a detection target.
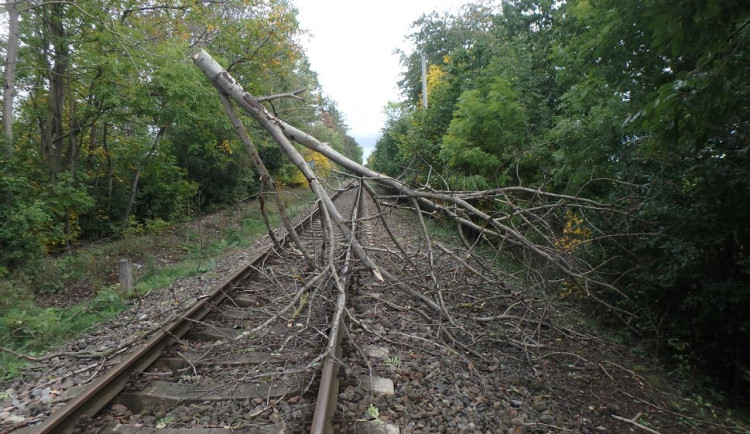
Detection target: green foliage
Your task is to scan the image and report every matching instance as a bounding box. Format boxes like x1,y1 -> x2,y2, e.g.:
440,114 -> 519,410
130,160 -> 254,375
369,0 -> 750,400
384,355 -> 402,369
0,163 -> 94,267
0,288 -> 127,379
545,77 -> 628,193
567,0 -> 750,393
0,281 -> 33,311
2,0 -> 360,271
370,103 -> 413,177
441,76 -> 527,184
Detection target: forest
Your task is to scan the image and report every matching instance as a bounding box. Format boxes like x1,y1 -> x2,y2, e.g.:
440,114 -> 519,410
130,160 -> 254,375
0,0 -> 361,269
367,0 -> 750,401
1,0 -> 749,407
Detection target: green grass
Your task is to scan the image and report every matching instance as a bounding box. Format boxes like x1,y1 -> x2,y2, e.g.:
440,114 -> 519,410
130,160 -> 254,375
414,210 -> 527,279
0,288 -> 127,379
0,188 -> 315,380
134,260 -> 215,294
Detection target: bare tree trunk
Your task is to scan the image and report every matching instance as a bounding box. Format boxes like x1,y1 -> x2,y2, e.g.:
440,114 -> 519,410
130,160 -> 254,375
68,98 -> 79,181
2,0 -> 20,153
121,126 -> 166,231
42,1 -> 68,178
102,123 -> 114,210
88,122 -> 97,173
193,50 -> 382,281
216,91 -> 314,267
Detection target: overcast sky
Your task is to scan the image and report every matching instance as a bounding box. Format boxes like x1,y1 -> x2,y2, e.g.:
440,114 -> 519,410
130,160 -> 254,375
294,0 -> 471,160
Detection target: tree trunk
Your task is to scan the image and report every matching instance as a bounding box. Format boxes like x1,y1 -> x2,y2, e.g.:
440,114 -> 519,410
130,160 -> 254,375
217,92 -> 314,267
102,123 -> 114,211
121,126 -> 166,231
68,98 -> 79,181
2,0 -> 20,153
193,50 -> 382,280
42,1 -> 68,178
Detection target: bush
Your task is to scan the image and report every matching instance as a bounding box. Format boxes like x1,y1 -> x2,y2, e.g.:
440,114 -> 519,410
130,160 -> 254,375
0,170 -> 94,268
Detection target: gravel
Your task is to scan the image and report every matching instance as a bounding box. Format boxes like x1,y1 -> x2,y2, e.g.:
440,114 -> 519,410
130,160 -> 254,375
1,184 -> 745,433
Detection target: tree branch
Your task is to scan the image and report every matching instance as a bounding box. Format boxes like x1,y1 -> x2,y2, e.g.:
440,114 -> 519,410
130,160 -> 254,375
256,88 -> 306,103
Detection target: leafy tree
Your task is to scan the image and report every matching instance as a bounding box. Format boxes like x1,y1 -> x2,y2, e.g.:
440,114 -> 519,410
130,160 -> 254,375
0,0 -> 360,270
370,103 -> 413,177
440,76 -> 527,185
369,0 -> 750,398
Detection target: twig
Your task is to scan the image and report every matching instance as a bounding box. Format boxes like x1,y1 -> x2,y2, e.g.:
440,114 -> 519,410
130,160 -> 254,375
611,412 -> 662,434
599,362 -> 616,383
0,346 -> 39,361
256,88 -> 306,102
433,241 -> 489,283
240,271 -> 328,337
617,390 -> 747,432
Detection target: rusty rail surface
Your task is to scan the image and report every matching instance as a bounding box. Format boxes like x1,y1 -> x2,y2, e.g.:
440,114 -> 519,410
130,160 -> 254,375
33,184 -> 357,434
310,181 -> 363,433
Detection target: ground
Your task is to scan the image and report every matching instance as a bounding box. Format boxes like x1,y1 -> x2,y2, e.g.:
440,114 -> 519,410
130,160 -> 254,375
1,190 -> 748,433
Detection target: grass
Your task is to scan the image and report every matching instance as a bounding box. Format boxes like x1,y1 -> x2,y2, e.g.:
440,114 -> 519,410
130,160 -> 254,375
0,188 -> 315,380
412,209 -> 527,281
0,287 -> 127,379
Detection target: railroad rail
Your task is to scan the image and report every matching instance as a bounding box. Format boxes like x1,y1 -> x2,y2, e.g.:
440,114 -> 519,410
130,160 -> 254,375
31,183 -> 362,434
5,178 -> 717,434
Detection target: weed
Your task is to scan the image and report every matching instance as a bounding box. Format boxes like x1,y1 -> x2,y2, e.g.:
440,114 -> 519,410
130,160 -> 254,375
384,355 -> 401,369
0,281 -> 32,310
0,356 -> 27,381
0,287 -> 128,379
145,218 -> 171,235
155,415 -> 175,429
361,404 -> 381,423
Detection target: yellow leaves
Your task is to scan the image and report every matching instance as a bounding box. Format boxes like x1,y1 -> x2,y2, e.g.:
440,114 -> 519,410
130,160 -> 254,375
288,169 -> 306,188
416,63 -> 448,108
218,139 -> 234,155
426,64 -> 446,94
288,149 -> 333,187
558,279 -> 580,299
556,210 -> 591,299
555,210 -> 591,254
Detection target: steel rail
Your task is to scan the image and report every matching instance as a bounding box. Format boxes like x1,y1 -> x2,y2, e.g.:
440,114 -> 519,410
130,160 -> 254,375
310,180 -> 364,434
32,186 -> 352,434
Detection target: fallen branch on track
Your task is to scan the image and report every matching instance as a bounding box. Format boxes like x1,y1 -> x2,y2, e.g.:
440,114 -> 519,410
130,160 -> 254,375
217,91 -> 313,267
190,50 -> 648,379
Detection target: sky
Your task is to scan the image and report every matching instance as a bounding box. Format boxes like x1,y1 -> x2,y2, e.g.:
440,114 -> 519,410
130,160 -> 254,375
294,0 -> 471,161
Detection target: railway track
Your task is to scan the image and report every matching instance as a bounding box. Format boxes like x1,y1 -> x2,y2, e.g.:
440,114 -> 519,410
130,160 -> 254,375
31,184 -> 366,434
6,179 -> 727,434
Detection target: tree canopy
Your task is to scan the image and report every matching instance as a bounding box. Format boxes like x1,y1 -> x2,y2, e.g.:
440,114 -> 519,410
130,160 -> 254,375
0,0 -> 362,269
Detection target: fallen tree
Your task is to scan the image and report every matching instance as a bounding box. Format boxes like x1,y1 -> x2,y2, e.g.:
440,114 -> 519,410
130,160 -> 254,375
191,49 -> 641,325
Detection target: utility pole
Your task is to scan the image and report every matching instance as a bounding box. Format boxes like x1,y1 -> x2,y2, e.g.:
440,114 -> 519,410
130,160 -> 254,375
421,52 -> 428,109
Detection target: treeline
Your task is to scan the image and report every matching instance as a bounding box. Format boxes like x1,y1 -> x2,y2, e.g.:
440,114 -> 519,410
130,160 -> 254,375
369,0 -> 750,397
0,0 -> 362,271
